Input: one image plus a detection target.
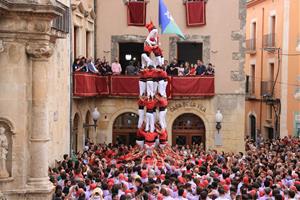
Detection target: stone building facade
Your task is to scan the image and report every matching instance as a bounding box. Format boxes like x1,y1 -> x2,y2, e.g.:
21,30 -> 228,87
0,0 -> 71,199
72,0 -> 247,153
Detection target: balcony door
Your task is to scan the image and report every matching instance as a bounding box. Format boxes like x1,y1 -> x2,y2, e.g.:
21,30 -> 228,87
119,42 -> 144,73
113,112 -> 138,146
177,42 -> 203,64
172,113 -> 205,147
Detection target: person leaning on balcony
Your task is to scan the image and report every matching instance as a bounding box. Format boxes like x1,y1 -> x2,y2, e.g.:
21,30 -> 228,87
111,57 -> 122,75
125,61 -> 137,75
86,57 -> 100,74
189,64 -> 197,76
206,63 -> 215,75
196,60 -> 206,76
74,57 -> 88,72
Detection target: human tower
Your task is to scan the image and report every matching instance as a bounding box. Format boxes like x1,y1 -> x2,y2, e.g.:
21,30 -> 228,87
119,22 -> 183,166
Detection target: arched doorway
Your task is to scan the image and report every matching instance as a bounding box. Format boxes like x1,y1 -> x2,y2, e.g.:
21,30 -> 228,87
172,113 -> 205,147
113,112 -> 138,146
71,114 -> 79,153
249,115 -> 256,141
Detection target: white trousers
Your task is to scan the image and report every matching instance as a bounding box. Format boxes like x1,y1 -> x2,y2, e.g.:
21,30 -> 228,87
146,81 -> 154,98
141,53 -> 152,68
139,81 -> 146,96
138,109 -> 145,128
153,110 -> 158,123
155,56 -> 162,67
153,81 -> 158,95
159,109 -> 167,129
136,140 -> 144,148
158,80 -> 167,97
145,112 -> 155,132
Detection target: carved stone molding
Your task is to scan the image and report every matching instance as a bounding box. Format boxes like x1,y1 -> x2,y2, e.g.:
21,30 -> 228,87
25,42 -> 54,59
0,40 -> 4,53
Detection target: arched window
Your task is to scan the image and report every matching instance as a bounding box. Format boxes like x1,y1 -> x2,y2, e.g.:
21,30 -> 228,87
113,112 -> 138,146
172,113 -> 205,147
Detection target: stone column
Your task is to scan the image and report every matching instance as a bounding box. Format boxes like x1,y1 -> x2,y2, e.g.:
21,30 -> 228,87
26,42 -> 54,189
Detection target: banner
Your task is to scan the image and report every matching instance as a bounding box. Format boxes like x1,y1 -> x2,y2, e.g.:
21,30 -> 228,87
186,0 -> 206,26
127,1 -> 146,26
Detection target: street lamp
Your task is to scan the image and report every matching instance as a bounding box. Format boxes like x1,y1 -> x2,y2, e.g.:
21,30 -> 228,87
83,107 -> 100,130
215,110 -> 223,134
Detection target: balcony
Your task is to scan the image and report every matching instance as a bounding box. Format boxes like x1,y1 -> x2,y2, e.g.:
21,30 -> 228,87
245,75 -> 256,99
263,33 -> 276,50
261,81 -> 274,98
245,38 -> 256,54
73,72 -> 215,98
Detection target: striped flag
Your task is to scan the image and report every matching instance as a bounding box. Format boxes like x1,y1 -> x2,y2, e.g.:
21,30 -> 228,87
159,0 -> 185,39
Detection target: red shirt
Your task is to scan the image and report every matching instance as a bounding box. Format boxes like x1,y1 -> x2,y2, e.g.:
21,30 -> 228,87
156,70 -> 168,79
142,132 -> 158,143
145,99 -> 157,110
139,70 -> 146,79
144,69 -> 155,79
158,97 -> 168,108
136,128 -> 146,139
138,98 -> 145,107
159,129 -> 168,143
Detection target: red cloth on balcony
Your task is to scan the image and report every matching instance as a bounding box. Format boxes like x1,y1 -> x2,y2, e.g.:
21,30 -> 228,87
172,76 -> 214,96
110,76 -> 139,96
127,1 -> 146,26
186,1 -> 206,26
73,73 -> 109,97
73,73 -> 98,97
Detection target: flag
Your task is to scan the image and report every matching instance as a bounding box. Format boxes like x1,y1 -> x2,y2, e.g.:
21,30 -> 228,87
159,0 -> 185,39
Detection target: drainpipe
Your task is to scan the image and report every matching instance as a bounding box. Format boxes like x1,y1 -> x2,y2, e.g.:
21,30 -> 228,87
259,8 -> 265,137
69,3 -> 73,155
94,0 -> 97,58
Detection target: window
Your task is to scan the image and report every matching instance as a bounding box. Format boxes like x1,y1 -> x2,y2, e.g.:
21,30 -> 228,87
267,105 -> 272,120
74,26 -> 79,59
51,0 -> 70,33
177,42 -> 203,64
269,63 -> 275,95
251,64 -> 255,95
250,22 -> 256,50
86,31 -> 91,58
271,16 -> 276,35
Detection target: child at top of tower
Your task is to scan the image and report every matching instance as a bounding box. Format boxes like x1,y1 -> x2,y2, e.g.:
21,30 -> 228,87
141,21 -> 164,68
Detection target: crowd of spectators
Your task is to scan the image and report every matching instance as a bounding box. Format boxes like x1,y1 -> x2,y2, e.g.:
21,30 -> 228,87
72,56 -> 215,77
50,137 -> 300,200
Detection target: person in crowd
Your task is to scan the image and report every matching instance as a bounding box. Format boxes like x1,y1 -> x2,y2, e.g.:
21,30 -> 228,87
99,61 -> 112,76
206,63 -> 215,75
177,63 -> 185,76
111,57 -> 122,75
196,60 -> 206,76
189,64 -> 197,76
166,58 -> 178,76
86,57 -> 100,74
184,61 -> 190,76
125,61 -> 137,75
72,58 -> 81,72
74,57 -> 88,72
50,137 -> 300,200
